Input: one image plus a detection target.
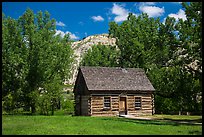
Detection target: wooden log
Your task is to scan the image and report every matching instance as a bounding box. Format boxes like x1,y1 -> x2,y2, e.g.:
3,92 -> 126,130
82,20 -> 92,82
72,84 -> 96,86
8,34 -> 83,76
142,105 -> 152,108
92,111 -> 115,114
142,101 -> 152,104
142,108 -> 152,110
92,106 -> 103,109
112,102 -> 119,105
91,103 -> 103,106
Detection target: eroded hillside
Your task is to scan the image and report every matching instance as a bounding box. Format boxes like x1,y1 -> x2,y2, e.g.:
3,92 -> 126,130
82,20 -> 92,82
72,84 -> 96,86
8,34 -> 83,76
64,33 -> 117,85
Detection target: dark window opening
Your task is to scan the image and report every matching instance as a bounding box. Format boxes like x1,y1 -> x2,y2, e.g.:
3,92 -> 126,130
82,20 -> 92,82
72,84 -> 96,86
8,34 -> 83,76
135,97 -> 142,110
104,97 -> 111,109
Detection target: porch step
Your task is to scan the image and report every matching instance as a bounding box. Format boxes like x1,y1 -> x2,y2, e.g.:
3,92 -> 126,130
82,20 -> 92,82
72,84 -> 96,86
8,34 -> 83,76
118,114 -> 153,120
118,114 -> 134,118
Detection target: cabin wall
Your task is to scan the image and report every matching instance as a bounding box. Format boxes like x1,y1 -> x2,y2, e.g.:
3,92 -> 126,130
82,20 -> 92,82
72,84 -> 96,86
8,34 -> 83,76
80,95 -> 91,116
75,95 -> 91,116
75,95 -> 80,115
91,95 -> 119,116
74,69 -> 90,116
127,94 -> 153,116
90,93 -> 153,116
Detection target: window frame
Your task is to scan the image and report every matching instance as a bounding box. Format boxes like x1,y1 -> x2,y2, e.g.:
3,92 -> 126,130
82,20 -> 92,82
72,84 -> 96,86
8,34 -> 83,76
104,96 -> 111,110
135,96 -> 142,110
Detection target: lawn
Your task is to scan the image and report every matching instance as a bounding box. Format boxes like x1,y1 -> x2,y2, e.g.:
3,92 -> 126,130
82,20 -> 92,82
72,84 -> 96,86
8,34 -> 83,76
2,114 -> 202,135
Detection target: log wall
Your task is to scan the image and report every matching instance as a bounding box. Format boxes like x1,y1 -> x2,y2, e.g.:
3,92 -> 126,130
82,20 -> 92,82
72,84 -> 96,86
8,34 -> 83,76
127,94 -> 153,116
91,95 -> 119,116
75,93 -> 153,116
75,95 -> 80,115
80,95 -> 91,115
91,93 -> 153,116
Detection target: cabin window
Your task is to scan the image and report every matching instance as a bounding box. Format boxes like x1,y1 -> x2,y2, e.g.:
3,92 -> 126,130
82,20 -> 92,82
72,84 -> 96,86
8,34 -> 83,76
135,97 -> 142,110
104,97 -> 111,109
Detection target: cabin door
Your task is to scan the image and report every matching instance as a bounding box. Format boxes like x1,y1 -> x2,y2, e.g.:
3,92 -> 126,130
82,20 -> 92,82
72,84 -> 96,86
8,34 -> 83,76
119,97 -> 127,115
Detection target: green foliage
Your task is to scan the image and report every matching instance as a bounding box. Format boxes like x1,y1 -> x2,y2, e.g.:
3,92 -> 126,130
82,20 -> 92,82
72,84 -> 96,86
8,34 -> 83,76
108,2 -> 202,114
81,44 -> 120,67
37,92 -> 51,115
80,3 -> 202,114
110,13 -> 166,69
175,2 -> 202,80
2,94 -> 13,113
2,8 -> 74,114
36,78 -> 62,115
61,99 -> 75,115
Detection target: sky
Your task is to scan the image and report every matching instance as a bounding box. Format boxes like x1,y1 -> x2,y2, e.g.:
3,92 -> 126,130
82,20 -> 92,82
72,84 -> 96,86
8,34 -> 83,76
2,2 -> 188,41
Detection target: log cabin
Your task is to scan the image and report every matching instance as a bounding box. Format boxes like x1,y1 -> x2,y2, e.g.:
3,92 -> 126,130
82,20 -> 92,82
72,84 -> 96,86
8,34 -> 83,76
73,66 -> 155,116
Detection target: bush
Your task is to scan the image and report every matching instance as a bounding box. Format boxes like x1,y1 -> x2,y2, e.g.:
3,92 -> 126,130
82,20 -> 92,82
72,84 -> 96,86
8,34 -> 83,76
61,99 -> 75,115
36,93 -> 51,115
2,94 -> 13,113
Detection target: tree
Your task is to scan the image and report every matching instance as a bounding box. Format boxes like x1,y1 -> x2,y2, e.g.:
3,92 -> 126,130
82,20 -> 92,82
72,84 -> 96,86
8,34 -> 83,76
108,2 -> 202,114
2,13 -> 27,112
81,44 -> 120,67
2,9 -> 74,114
109,13 -> 163,69
175,2 -> 202,84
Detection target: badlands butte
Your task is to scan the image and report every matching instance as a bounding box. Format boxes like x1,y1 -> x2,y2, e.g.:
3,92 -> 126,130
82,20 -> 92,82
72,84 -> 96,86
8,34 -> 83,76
65,33 -> 117,85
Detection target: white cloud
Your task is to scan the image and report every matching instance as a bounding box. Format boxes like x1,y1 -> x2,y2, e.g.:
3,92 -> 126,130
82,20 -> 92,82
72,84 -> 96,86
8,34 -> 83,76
56,21 -> 66,27
139,2 -> 156,6
162,9 -> 186,25
55,29 -> 79,40
171,2 -> 182,4
141,6 -> 164,17
91,15 -> 104,22
111,3 -> 129,22
69,33 -> 79,40
168,9 -> 187,21
138,2 -> 164,17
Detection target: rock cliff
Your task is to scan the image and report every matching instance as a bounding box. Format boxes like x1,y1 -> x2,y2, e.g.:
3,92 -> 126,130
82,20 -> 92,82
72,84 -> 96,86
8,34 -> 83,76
64,33 -> 117,85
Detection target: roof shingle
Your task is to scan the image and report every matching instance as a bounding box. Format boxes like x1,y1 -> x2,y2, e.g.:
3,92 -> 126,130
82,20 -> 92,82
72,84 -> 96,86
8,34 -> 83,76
80,66 -> 155,91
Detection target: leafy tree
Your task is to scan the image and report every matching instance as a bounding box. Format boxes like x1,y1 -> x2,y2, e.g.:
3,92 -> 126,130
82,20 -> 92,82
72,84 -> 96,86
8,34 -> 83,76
2,9 -> 74,114
175,2 -> 202,83
2,13 -> 27,112
109,13 -> 163,69
37,76 -> 62,115
81,44 -> 120,67
108,2 -> 202,114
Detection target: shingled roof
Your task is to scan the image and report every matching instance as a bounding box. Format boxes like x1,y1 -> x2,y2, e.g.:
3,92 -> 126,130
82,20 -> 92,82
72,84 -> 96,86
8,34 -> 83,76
80,66 -> 155,91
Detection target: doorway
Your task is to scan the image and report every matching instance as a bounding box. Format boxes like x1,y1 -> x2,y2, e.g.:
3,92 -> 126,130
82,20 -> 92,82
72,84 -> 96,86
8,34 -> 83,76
119,97 -> 127,115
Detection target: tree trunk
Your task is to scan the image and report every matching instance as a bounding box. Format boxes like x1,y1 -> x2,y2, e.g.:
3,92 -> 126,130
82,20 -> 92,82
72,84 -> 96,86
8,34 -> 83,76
58,99 -> 61,109
31,104 -> 36,114
51,104 -> 54,115
179,108 -> 182,115
51,98 -> 54,115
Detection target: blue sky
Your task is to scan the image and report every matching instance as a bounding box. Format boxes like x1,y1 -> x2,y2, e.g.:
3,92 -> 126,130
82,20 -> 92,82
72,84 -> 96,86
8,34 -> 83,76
2,2 -> 187,41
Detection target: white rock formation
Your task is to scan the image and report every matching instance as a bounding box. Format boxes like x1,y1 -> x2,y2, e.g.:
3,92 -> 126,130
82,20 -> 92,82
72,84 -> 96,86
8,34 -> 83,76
64,33 -> 116,85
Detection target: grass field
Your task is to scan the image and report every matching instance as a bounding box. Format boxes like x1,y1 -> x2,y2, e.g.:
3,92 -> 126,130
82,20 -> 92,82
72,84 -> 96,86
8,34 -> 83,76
2,114 -> 202,135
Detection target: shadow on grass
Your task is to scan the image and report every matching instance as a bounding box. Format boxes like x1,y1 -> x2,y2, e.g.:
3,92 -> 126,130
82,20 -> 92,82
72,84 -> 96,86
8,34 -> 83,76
2,112 -> 34,116
188,130 -> 202,135
162,118 -> 202,123
100,117 -> 202,127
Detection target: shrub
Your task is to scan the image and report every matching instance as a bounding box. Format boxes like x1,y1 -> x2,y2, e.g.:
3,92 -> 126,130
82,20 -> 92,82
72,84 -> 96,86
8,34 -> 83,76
61,99 -> 75,115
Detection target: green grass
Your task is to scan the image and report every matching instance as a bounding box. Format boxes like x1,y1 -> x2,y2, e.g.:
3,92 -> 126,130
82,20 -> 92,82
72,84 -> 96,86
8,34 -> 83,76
2,115 -> 202,135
